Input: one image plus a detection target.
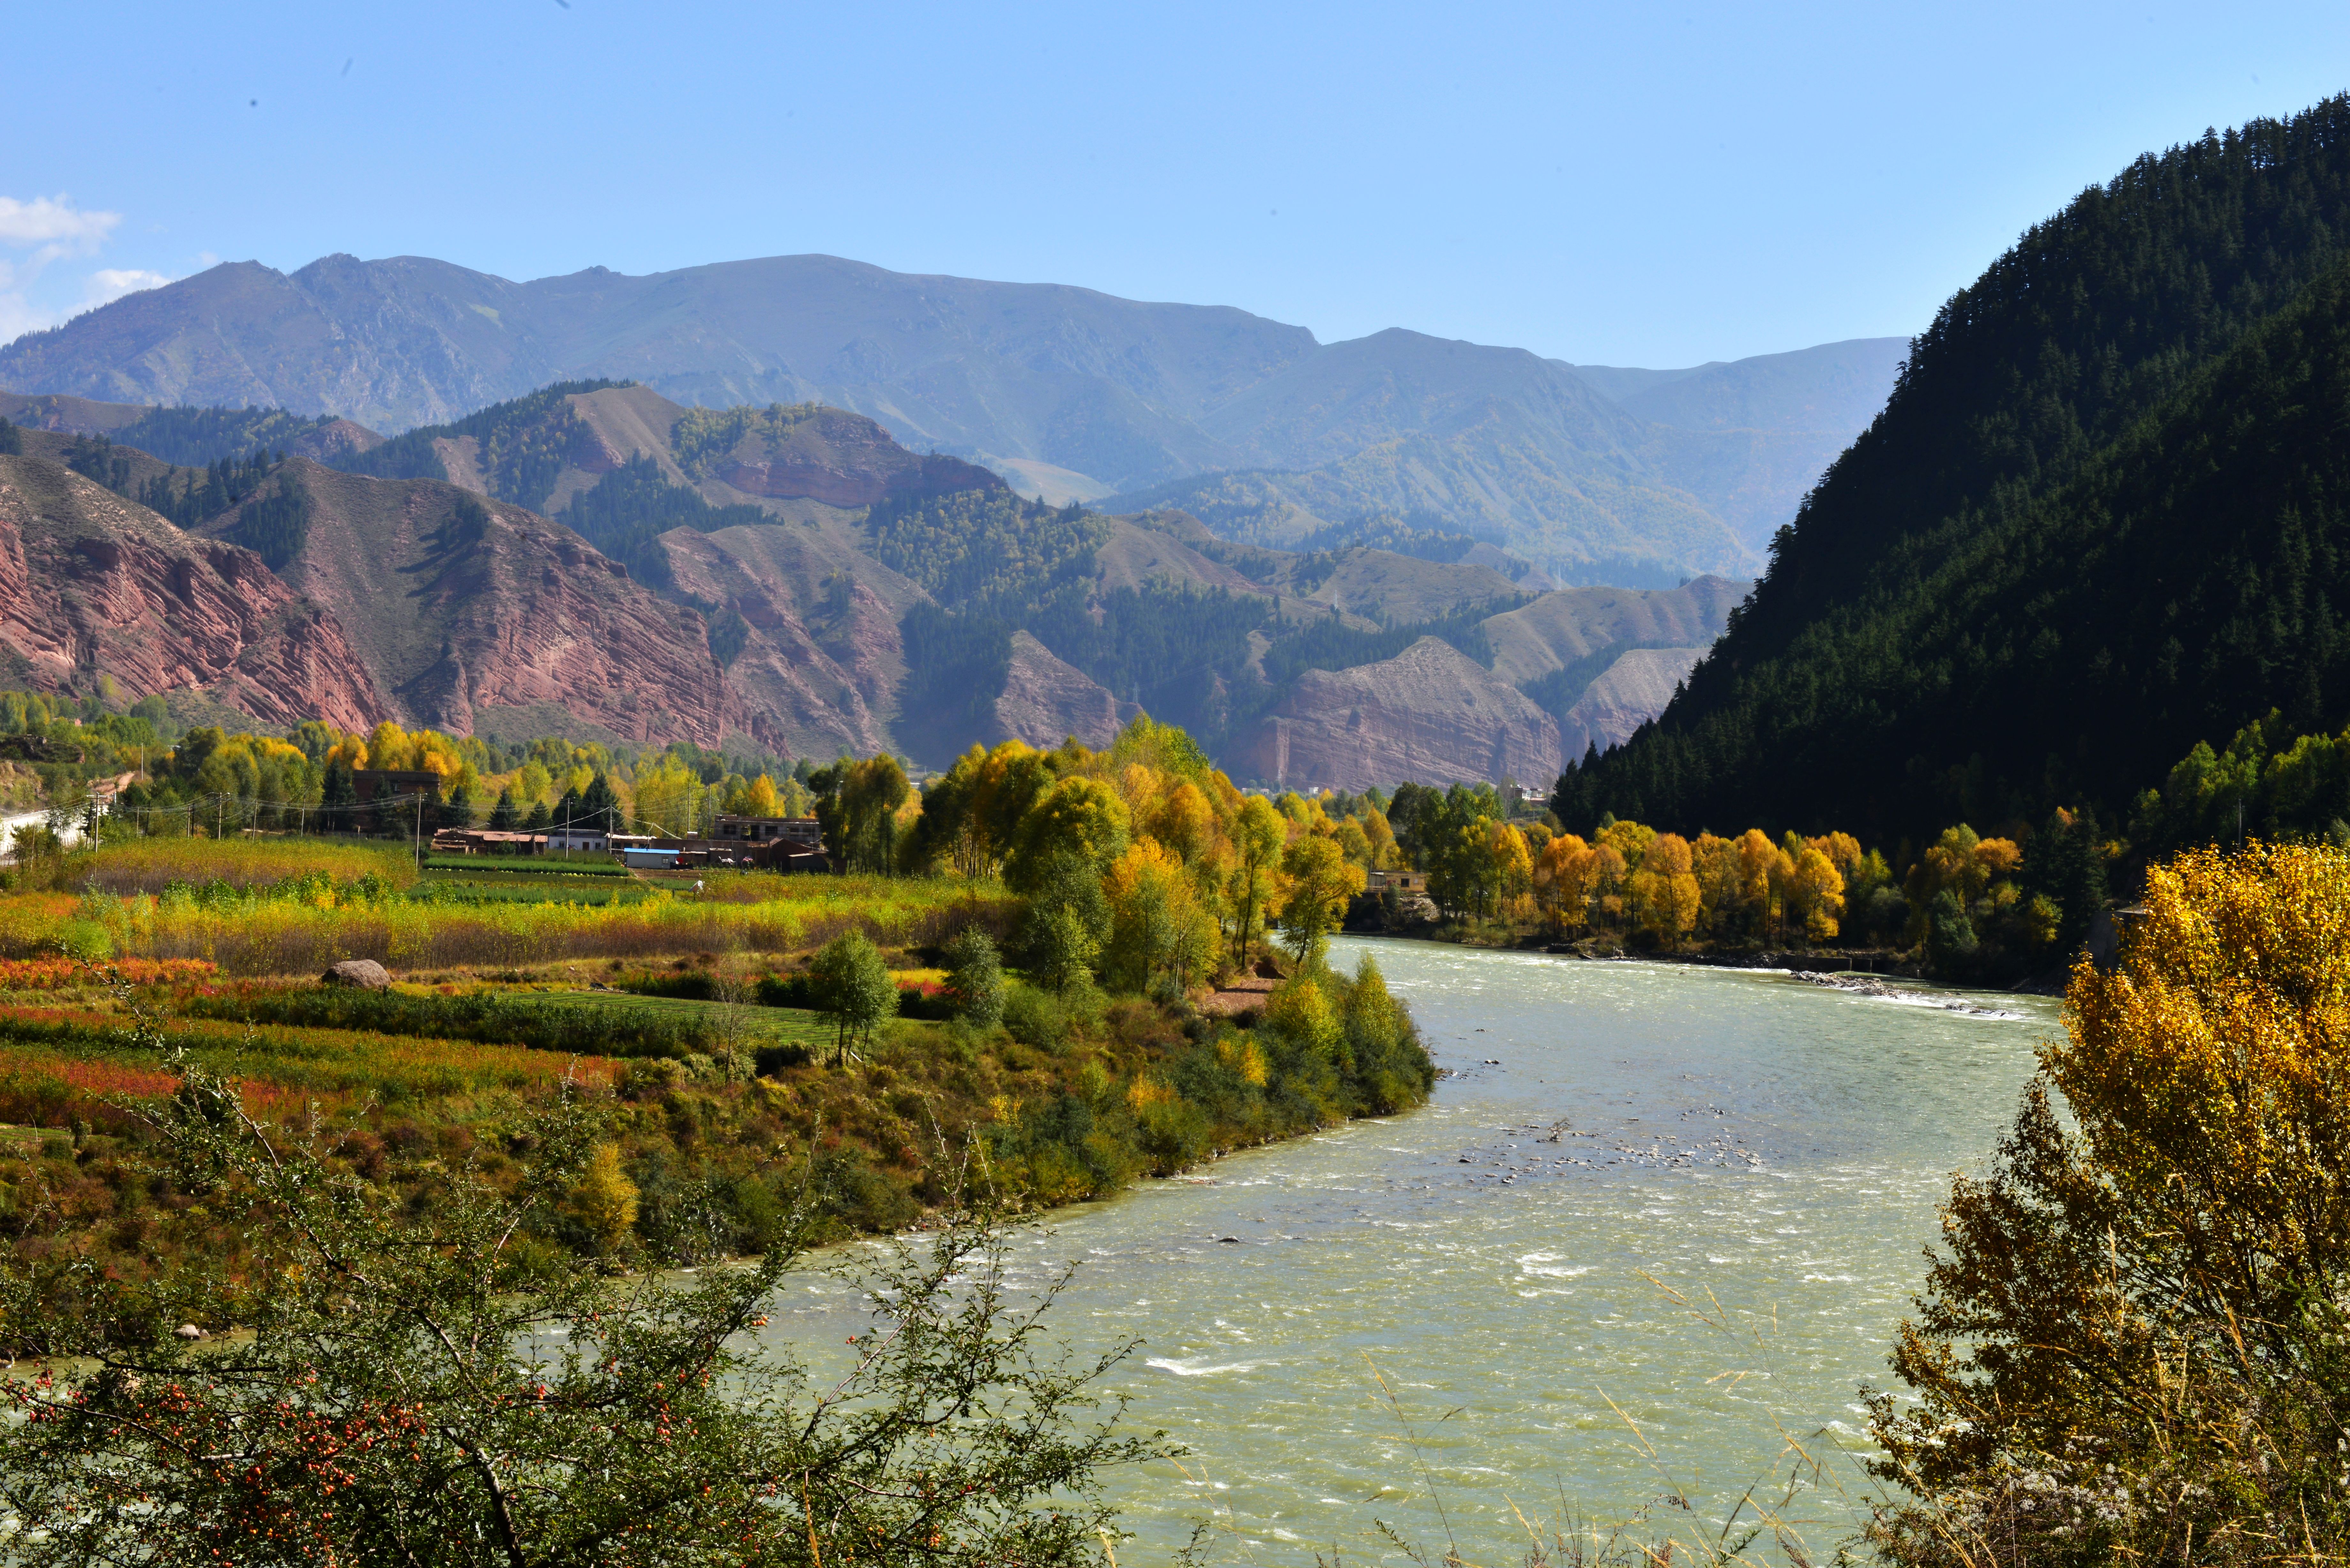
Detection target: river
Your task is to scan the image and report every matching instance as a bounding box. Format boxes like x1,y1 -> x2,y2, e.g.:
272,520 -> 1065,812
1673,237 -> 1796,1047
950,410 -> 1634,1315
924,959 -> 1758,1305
762,936 -> 2062,1564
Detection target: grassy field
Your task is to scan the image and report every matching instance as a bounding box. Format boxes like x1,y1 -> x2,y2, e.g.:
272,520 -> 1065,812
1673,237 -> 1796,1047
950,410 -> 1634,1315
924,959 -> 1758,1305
419,853 -> 630,877
410,876 -> 661,908
76,836 -> 420,897
3,836 -> 1018,974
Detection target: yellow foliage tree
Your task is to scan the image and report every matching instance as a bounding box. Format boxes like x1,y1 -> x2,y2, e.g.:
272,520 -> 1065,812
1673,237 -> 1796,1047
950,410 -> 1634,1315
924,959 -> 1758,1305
1489,820 -> 1534,919
1597,818 -> 1656,873
1148,780 -> 1216,866
1224,795 -> 1287,969
1630,831 -> 1701,939
1786,844 -> 1846,942
1534,833 -> 1591,931
727,774 -> 784,818
572,1143 -> 640,1255
1103,839 -> 1216,995
364,720 -> 413,773
1873,841 -> 2350,1564
1278,833 -> 1366,962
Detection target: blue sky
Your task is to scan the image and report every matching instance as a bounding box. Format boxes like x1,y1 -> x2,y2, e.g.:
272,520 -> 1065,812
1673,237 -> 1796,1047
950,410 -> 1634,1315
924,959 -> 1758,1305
5,2 -> 2345,366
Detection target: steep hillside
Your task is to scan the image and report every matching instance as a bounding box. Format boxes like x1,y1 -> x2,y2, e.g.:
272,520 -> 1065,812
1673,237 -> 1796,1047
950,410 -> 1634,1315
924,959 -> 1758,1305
196,461 -> 745,749
0,453 -> 382,730
1481,576 -> 1747,689
0,253 -> 1899,586
1265,549 -> 1525,624
1244,637 -> 1562,792
654,526 -> 902,759
1559,647 -> 1706,760
1561,96 -> 2350,842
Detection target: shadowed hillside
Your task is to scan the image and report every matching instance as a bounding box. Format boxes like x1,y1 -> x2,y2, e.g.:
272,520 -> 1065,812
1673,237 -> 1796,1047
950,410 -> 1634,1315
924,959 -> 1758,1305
1558,96 -> 2350,842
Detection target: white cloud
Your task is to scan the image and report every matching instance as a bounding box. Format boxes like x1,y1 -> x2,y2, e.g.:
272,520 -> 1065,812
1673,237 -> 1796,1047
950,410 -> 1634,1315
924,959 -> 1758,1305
0,294 -> 55,343
0,195 -> 119,252
0,195 -> 159,348
84,268 -> 171,306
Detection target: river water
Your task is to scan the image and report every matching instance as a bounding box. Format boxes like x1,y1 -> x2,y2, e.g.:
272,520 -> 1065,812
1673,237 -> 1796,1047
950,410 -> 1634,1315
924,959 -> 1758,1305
763,937 -> 2062,1565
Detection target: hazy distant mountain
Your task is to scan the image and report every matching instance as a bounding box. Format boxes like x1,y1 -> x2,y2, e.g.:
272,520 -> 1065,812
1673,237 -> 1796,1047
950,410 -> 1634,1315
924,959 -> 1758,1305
0,253 -> 1905,586
1567,338 -> 1909,433
0,255 -> 1303,486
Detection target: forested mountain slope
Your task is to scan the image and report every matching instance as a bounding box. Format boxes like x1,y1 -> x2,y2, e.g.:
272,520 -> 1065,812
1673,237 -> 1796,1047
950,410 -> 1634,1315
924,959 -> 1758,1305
1557,97 -> 2350,841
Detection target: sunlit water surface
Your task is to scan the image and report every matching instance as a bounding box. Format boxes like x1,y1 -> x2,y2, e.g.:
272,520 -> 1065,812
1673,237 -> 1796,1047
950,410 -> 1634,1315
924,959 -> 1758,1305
759,939 -> 2059,1564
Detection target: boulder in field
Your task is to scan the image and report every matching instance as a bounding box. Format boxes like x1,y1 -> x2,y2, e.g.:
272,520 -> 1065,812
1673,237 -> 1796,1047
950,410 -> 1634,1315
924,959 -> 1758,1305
322,959 -> 390,989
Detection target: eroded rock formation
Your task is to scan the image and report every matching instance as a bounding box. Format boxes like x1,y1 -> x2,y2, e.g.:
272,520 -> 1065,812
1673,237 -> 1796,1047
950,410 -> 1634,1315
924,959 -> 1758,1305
0,454 -> 383,729
989,630 -> 1123,749
1243,636 -> 1561,791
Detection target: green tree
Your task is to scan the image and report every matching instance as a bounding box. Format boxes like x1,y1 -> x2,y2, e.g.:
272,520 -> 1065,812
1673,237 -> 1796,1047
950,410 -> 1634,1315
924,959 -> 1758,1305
943,924 -> 1006,1028
1003,775 -> 1129,893
488,786 -> 519,832
320,757 -> 358,834
0,1041 -> 1165,1565
811,928 -> 895,1067
1033,905 -> 1102,998
580,772 -> 620,834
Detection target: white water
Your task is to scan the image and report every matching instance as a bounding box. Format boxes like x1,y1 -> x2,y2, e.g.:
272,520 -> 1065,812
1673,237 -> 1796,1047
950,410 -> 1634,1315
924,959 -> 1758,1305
763,938 -> 2059,1563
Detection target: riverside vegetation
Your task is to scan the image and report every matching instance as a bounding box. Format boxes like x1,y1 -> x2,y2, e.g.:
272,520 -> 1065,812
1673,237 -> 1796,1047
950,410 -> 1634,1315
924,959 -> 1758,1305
0,709 -> 1432,1349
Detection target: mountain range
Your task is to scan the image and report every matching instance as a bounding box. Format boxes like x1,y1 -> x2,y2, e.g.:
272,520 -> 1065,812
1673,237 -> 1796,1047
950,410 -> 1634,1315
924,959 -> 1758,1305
0,381 -> 1747,788
0,253 -> 1903,586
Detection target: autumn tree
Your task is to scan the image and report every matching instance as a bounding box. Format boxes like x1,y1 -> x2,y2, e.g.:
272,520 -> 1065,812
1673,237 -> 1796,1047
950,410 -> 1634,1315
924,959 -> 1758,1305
1224,795 -> 1287,969
1782,838 -> 1847,942
1534,832 -> 1592,932
1629,831 -> 1701,940
1488,819 -> 1535,921
1103,839 -> 1216,996
1871,841 -> 2350,1566
1278,833 -> 1367,963
1004,776 -> 1129,893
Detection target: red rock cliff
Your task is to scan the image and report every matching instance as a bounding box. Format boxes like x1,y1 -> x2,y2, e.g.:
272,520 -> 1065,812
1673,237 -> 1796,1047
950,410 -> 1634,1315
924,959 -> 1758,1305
0,454 -> 385,729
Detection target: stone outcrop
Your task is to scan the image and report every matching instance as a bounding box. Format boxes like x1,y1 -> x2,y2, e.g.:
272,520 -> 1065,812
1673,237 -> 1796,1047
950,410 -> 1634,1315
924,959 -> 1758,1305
0,454 -> 383,729
658,525 -> 902,759
1559,646 -> 1707,758
1243,636 -> 1561,791
989,631 -> 1123,749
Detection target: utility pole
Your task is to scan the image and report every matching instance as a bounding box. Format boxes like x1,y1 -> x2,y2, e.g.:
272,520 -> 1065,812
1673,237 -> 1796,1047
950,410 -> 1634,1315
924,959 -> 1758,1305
415,790 -> 424,868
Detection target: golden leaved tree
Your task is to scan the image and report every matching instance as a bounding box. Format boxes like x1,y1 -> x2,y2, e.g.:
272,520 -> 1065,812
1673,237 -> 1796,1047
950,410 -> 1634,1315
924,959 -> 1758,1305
1872,841 -> 2350,1567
